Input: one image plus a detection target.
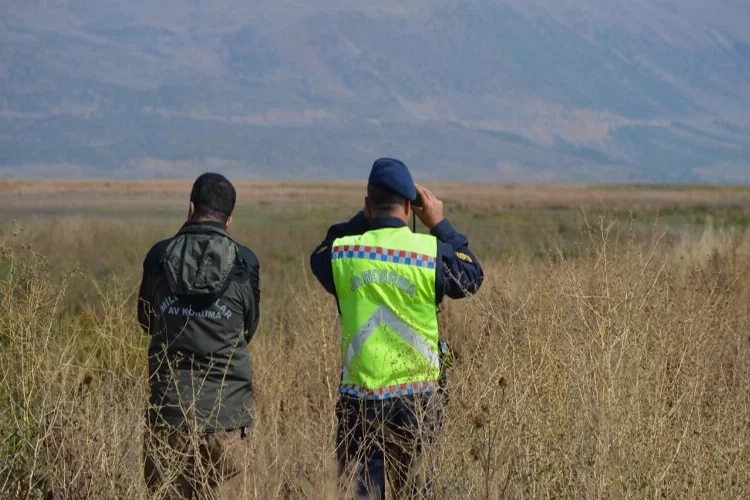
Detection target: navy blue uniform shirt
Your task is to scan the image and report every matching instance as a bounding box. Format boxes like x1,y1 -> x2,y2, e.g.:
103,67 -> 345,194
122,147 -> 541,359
310,212 -> 483,304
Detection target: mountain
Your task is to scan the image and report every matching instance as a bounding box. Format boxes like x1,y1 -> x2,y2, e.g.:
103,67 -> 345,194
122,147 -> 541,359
1,0 -> 749,182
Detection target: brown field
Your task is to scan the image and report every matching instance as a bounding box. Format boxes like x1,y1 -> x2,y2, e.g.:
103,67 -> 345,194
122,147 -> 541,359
2,181 -> 750,499
2,179 -> 750,210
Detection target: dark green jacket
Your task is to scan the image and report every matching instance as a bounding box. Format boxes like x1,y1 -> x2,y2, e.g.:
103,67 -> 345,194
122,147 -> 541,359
138,221 -> 260,431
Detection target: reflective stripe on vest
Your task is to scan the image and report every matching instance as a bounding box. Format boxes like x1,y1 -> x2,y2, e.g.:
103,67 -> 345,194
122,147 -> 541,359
332,227 -> 439,398
341,305 -> 440,381
332,244 -> 437,270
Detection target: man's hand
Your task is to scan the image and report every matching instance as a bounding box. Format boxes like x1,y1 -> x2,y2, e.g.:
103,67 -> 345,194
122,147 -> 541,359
414,184 -> 445,230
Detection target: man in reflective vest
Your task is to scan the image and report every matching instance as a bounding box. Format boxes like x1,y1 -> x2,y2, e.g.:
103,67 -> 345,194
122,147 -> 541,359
310,158 -> 484,499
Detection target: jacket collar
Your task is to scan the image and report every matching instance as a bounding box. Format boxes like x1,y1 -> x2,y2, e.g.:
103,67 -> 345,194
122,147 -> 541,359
179,220 -> 231,238
370,216 -> 407,230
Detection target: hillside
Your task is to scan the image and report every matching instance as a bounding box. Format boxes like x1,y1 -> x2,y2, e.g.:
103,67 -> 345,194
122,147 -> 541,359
1,0 -> 749,181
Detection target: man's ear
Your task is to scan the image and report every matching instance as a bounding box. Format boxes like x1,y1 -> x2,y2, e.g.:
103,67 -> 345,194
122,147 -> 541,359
364,197 -> 373,221
224,214 -> 233,230
188,201 -> 195,221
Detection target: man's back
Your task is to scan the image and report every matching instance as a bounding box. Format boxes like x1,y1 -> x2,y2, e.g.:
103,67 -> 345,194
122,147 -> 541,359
331,226 -> 441,398
138,220 -> 260,431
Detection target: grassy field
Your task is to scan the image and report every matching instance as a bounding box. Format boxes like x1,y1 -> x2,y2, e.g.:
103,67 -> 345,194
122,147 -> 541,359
2,181 -> 750,499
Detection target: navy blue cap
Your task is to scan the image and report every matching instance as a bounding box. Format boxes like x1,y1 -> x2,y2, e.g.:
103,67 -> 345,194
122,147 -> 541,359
368,158 -> 417,202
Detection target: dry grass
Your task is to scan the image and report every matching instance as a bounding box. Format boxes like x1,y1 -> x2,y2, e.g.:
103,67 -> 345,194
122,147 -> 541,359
1,182 -> 750,498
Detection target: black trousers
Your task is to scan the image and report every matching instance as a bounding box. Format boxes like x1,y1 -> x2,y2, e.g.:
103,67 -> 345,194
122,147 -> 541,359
335,393 -> 443,500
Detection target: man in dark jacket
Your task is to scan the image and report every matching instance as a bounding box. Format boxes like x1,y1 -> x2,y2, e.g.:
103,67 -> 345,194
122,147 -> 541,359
138,173 -> 260,500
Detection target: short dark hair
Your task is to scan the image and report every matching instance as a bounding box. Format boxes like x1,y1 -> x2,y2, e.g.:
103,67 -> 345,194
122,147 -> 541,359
190,173 -> 236,223
367,184 -> 407,215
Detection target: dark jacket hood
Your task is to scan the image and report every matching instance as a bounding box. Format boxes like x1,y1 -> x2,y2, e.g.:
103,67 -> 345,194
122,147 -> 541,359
162,222 -> 238,300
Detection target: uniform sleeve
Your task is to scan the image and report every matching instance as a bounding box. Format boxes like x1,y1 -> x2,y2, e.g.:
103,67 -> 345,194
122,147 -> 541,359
432,219 -> 484,301
310,211 -> 370,295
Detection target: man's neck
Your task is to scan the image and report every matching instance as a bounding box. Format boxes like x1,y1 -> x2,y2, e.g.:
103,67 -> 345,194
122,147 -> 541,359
186,218 -> 225,227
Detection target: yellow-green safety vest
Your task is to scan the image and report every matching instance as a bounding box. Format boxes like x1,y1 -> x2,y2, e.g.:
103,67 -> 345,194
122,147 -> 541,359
331,226 -> 440,399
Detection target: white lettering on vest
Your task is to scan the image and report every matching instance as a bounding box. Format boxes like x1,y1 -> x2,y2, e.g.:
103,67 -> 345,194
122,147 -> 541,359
350,269 -> 416,298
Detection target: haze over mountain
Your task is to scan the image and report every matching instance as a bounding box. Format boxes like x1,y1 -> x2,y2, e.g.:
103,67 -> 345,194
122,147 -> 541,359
2,0 -> 749,182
